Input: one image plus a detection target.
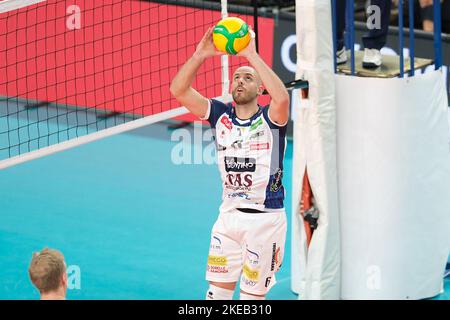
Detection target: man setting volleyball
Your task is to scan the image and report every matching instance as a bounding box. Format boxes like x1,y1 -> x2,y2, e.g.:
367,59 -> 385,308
170,23 -> 289,300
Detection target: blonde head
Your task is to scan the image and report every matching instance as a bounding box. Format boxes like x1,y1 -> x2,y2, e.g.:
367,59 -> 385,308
28,248 -> 66,294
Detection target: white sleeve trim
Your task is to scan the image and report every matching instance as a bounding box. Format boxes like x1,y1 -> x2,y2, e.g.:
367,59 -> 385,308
267,108 -> 288,127
199,99 -> 211,120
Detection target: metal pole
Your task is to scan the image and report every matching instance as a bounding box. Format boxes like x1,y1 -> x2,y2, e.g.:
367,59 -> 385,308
221,0 -> 230,100
399,0 -> 404,77
252,0 -> 259,53
408,0 -> 415,76
433,0 -> 442,70
331,0 -> 338,73
346,0 -> 355,75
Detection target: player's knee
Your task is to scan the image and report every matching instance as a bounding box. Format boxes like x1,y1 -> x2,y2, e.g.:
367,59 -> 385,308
239,290 -> 266,300
206,282 -> 235,300
209,281 -> 236,291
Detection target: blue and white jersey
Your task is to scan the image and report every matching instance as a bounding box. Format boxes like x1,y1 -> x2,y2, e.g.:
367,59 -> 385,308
203,99 -> 287,213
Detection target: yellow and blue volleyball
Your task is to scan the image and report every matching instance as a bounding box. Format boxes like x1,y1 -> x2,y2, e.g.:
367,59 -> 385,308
213,17 -> 250,55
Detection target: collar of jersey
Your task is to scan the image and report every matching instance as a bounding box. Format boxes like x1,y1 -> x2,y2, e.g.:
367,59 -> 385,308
229,104 -> 263,127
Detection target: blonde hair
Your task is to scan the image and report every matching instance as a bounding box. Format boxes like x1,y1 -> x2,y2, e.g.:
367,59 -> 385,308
28,248 -> 66,293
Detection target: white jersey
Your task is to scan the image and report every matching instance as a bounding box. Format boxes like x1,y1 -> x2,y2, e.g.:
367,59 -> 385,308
203,99 -> 287,213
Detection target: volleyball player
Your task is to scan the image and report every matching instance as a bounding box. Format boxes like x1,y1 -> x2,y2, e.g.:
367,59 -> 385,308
28,248 -> 68,300
170,27 -> 289,300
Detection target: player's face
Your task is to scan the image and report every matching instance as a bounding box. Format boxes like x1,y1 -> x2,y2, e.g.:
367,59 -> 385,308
231,67 -> 261,105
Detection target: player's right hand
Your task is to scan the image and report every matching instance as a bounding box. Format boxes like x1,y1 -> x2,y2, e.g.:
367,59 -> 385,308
194,27 -> 222,59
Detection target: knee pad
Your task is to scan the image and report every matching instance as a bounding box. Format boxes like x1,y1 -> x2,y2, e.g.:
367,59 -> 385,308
206,284 -> 234,300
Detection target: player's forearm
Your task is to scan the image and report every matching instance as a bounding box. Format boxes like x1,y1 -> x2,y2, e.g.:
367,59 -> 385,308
246,52 -> 289,105
170,53 -> 205,96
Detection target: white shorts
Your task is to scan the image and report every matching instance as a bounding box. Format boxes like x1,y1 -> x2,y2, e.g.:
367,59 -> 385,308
205,208 -> 287,295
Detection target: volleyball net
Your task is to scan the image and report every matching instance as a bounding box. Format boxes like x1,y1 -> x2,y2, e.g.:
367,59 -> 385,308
0,0 -> 257,169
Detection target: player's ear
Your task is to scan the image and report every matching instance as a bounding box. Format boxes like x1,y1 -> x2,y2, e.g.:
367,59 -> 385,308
62,271 -> 68,288
257,85 -> 264,96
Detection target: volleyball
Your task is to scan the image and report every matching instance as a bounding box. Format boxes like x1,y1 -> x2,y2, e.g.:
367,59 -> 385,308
213,17 -> 251,55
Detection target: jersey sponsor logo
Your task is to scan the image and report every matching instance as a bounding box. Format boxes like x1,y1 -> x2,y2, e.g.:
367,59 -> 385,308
246,248 -> 260,267
243,263 -> 259,281
237,127 -> 248,136
231,140 -> 243,149
208,255 -> 227,266
225,173 -> 253,190
249,117 -> 263,131
270,168 -> 283,192
207,265 -> 228,273
224,157 -> 256,172
210,236 -> 222,253
250,143 -> 269,151
227,192 -> 250,200
220,116 -> 233,130
248,130 -> 265,140
271,243 -> 281,271
242,277 -> 257,287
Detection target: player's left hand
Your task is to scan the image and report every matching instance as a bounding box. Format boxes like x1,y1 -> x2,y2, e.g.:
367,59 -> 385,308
236,26 -> 257,59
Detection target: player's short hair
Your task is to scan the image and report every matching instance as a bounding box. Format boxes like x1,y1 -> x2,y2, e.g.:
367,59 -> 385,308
28,248 -> 66,293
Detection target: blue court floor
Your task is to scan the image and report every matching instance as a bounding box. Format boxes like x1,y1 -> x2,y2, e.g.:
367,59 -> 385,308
0,120 -> 448,300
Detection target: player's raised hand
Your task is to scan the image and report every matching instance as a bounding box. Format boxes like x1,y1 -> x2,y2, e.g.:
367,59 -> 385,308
194,27 -> 222,59
236,27 -> 257,59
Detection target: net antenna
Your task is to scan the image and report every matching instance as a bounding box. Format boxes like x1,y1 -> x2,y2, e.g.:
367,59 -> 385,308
220,0 -> 232,102
0,0 -> 231,169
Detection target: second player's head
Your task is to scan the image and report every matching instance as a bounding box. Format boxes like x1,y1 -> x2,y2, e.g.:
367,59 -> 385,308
28,248 -> 68,299
231,66 -> 263,106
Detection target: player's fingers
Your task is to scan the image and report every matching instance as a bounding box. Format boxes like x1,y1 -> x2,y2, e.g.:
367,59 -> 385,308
206,28 -> 215,43
201,27 -> 212,41
248,26 -> 255,39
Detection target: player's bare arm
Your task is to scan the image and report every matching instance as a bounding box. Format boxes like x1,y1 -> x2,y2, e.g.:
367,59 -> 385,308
237,28 -> 290,125
170,27 -> 222,119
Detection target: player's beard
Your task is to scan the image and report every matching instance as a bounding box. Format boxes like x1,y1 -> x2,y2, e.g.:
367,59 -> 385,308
232,88 -> 258,105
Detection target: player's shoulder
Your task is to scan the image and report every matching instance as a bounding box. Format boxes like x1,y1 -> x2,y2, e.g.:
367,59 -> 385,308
205,98 -> 233,127
261,105 -> 288,129
210,98 -> 233,118
210,98 -> 232,114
